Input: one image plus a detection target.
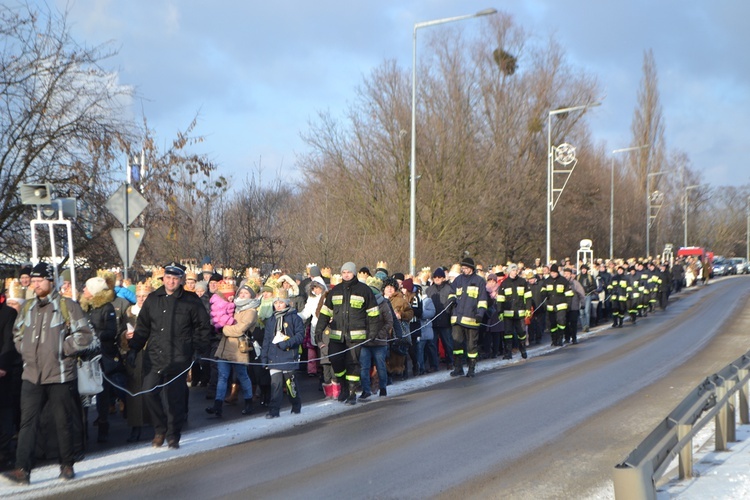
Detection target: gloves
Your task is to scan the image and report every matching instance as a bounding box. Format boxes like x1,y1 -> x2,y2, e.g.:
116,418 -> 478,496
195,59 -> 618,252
126,350 -> 138,369
475,315 -> 484,325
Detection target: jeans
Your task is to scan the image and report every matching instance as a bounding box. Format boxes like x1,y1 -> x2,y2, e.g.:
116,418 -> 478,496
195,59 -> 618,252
359,346 -> 387,394
433,326 -> 453,365
417,338 -> 439,372
580,295 -> 593,329
216,361 -> 253,401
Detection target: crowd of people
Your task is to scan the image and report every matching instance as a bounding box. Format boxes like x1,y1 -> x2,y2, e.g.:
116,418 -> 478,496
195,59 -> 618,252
0,253 -> 709,485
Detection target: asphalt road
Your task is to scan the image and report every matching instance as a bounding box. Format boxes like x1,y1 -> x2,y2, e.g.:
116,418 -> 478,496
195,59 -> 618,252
44,276 -> 750,499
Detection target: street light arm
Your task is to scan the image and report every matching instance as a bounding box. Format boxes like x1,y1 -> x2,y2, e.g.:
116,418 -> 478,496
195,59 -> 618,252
414,8 -> 497,31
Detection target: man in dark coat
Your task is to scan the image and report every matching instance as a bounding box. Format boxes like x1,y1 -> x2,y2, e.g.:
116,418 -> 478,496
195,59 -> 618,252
129,262 -> 211,449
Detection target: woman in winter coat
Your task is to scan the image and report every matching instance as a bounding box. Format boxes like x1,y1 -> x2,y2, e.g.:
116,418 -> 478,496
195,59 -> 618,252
261,289 -> 305,418
206,282 -> 259,417
416,292 -> 438,375
298,277 -> 327,377
382,278 -> 413,380
80,276 -> 120,444
122,281 -> 153,443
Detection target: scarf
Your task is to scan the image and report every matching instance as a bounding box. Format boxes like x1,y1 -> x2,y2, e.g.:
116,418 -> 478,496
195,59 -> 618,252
235,297 -> 261,313
274,306 -> 289,335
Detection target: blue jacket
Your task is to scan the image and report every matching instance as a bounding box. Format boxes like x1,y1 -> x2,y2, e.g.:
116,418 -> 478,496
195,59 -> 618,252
261,308 -> 305,371
450,273 -> 488,329
418,295 -> 436,341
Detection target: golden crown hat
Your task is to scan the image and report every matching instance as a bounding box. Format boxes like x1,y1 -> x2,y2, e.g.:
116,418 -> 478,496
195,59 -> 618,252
272,287 -> 289,301
522,269 -> 535,279
245,267 -> 260,279
264,276 -> 280,289
222,267 -> 234,278
448,263 -> 461,275
320,266 -> 332,278
185,267 -> 198,281
217,279 -> 237,295
202,262 -> 214,273
329,274 -> 342,286
136,281 -> 154,295
270,268 -> 282,275
152,266 -> 165,279
375,261 -> 388,271
306,263 -> 318,271
5,279 -> 24,300
357,271 -> 369,281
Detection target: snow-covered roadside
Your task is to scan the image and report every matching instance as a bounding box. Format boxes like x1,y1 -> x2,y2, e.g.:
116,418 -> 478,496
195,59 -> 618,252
0,335 -> 576,498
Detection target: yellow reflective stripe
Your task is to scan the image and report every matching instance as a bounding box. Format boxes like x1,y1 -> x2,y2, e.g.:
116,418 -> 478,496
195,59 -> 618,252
467,286 -> 479,298
477,300 -> 487,309
453,349 -> 465,355
346,374 -> 360,382
350,295 -> 365,308
564,290 -> 574,297
448,293 -> 456,300
335,369 -> 347,378
498,295 -> 506,303
515,286 -> 525,295
450,316 -> 457,324
366,306 -> 379,317
504,288 -> 512,295
524,291 -> 532,299
331,294 -> 343,305
556,303 -> 569,310
329,330 -> 343,340
461,316 -> 479,326
320,305 -> 333,317
466,352 -> 478,359
350,330 -> 367,340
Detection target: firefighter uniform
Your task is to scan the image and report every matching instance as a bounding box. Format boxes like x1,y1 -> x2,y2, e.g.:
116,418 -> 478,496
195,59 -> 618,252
627,267 -> 642,324
449,258 -> 488,378
607,266 -> 630,327
314,269 -> 380,404
542,264 -> 573,346
497,266 -> 531,360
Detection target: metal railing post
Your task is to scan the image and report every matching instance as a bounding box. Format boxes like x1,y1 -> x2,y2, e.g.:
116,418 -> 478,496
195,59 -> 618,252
727,383 -> 736,443
715,383 -> 728,451
613,463 -> 655,500
677,424 -> 693,479
739,369 -> 749,424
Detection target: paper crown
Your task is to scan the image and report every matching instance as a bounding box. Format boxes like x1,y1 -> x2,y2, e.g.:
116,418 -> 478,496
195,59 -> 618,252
221,267 -> 234,278
329,274 -> 342,286
272,287 -> 289,301
217,280 -> 236,296
245,267 -> 260,279
320,266 -> 332,278
357,271 -> 370,281
152,266 -> 165,279
376,261 -> 388,271
185,267 -> 198,281
5,278 -> 24,300
270,268 -> 282,275
306,263 -> 318,270
448,263 -> 461,276
136,281 -> 154,295
202,263 -> 214,273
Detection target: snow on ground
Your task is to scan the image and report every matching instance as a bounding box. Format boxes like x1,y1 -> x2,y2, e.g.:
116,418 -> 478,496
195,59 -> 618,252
0,338 -> 571,498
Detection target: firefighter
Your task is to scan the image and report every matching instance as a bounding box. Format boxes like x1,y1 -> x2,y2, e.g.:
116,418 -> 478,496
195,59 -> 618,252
313,262 -> 380,405
497,263 -> 531,360
607,265 -> 630,327
449,257 -> 488,378
646,261 -> 662,312
542,263 -> 573,346
627,266 -> 641,325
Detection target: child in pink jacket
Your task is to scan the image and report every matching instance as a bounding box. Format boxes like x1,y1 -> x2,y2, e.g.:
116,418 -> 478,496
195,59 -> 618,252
210,281 -> 236,328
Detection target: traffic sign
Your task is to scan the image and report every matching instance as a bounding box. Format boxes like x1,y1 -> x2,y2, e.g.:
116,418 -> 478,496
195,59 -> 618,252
111,228 -> 145,267
105,183 -> 148,226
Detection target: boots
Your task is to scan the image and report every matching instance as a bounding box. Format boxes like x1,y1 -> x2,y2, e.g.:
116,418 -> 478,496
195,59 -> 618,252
502,341 -> 513,360
205,399 -> 223,417
345,382 -> 358,405
127,426 -> 142,443
612,316 -> 619,328
466,358 -> 476,378
322,383 -> 333,399
337,382 -> 349,402
330,382 -> 342,401
519,342 -> 528,359
241,400 -> 253,415
96,422 -> 109,443
224,383 -> 239,404
450,355 -> 464,377
618,316 -> 624,328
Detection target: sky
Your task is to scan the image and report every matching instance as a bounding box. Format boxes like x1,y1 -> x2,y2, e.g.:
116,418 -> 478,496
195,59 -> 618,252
30,0 -> 750,188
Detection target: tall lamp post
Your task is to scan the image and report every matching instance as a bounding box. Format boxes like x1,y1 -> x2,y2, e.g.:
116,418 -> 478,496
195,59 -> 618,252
683,184 -> 700,247
610,145 -> 648,260
546,102 -> 601,265
645,170 -> 673,257
746,196 -> 750,261
409,8 -> 497,276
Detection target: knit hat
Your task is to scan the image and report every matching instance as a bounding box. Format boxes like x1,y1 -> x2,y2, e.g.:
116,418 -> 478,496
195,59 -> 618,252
507,263 -> 518,274
460,257 -> 475,270
209,272 -> 223,282
309,265 -> 321,278
401,278 -> 414,293
341,262 -> 357,275
392,272 -> 405,282
237,282 -> 257,299
432,267 -> 446,279
550,263 -> 559,273
19,265 -> 32,277
194,281 -> 208,292
30,262 -> 54,281
487,273 -> 498,282
85,277 -> 109,296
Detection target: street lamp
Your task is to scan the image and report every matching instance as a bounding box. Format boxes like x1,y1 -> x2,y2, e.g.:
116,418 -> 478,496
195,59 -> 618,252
645,170 -> 674,257
546,102 -> 601,265
409,8 -> 497,276
683,184 -> 700,247
610,145 -> 648,260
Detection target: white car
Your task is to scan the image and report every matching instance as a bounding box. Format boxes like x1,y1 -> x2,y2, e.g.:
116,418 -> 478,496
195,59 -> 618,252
729,257 -> 749,275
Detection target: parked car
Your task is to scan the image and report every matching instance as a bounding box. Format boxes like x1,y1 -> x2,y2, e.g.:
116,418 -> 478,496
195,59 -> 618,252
712,258 -> 729,277
729,257 -> 749,275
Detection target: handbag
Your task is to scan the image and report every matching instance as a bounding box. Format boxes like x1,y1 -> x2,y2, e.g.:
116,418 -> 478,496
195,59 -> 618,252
238,334 -> 250,353
77,354 -> 104,395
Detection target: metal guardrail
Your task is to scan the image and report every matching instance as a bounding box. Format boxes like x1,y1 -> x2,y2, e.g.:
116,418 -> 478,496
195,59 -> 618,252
613,351 -> 750,499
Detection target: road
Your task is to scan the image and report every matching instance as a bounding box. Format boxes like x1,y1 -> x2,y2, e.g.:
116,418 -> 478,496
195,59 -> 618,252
44,276 -> 750,499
